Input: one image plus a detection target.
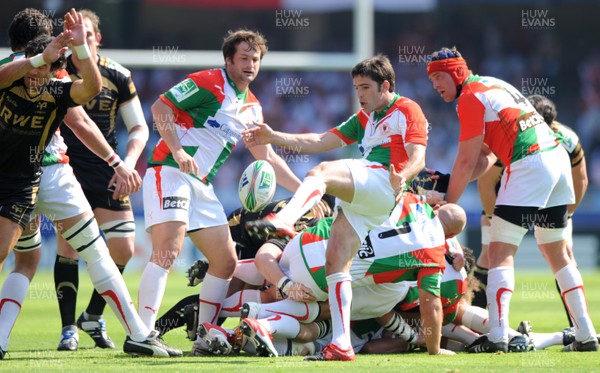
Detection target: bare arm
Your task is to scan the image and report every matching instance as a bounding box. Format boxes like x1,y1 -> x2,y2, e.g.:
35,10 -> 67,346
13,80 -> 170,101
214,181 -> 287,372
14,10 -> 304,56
569,156 -> 588,214
254,242 -> 316,302
151,98 -> 198,175
445,135 -> 484,203
63,106 -> 140,197
65,9 -> 102,104
390,143 -> 426,195
477,164 -> 503,217
248,143 -> 301,193
0,32 -> 71,89
418,288 -> 443,355
243,122 -> 343,153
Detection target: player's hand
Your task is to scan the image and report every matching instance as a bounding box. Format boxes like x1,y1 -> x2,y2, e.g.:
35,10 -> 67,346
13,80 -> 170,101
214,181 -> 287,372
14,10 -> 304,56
64,8 -> 86,46
242,122 -> 274,148
310,200 -> 331,220
424,190 -> 447,206
41,31 -> 72,64
450,251 -> 465,271
173,149 -> 199,176
389,164 -> 406,197
281,281 -> 316,302
436,348 -> 456,355
109,164 -> 142,199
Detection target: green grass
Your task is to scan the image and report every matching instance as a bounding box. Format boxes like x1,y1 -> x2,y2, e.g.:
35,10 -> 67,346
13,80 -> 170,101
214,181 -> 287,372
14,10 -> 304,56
1,269 -> 599,372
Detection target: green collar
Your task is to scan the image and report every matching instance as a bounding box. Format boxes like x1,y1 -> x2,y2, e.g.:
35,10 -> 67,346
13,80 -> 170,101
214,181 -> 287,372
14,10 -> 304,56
373,93 -> 400,121
225,70 -> 248,102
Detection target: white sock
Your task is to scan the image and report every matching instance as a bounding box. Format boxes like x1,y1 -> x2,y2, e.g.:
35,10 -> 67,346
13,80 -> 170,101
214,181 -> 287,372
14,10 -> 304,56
460,305 -> 490,334
277,176 -> 326,225
62,216 -> 151,341
137,262 -> 169,331
0,272 -> 30,350
327,272 -> 352,350
261,314 -> 301,339
258,299 -> 321,323
233,259 -> 264,286
86,255 -> 151,341
198,273 -> 230,324
530,331 -> 563,350
442,323 -> 479,346
486,266 -> 514,343
220,289 -> 261,318
555,263 -> 597,341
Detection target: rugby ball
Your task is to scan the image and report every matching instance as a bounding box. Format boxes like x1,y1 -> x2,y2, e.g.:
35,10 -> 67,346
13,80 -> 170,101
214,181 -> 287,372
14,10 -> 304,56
238,160 -> 277,212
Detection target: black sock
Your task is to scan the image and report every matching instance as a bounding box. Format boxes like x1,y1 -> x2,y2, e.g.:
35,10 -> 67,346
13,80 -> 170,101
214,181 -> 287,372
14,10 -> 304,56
55,255 -> 79,327
556,279 -> 574,327
155,294 -> 198,336
472,265 -> 488,309
85,265 -> 125,317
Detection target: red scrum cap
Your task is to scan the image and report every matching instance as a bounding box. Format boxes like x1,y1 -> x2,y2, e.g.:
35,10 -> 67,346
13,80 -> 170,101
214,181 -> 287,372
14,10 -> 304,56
427,49 -> 471,86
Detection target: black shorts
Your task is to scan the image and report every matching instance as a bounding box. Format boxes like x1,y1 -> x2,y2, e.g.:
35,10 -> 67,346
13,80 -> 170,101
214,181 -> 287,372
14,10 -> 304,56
69,158 -> 131,212
0,179 -> 39,229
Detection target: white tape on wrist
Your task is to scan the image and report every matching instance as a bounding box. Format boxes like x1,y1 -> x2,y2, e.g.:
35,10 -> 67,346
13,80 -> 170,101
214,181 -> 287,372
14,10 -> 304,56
73,44 -> 91,60
30,53 -> 47,68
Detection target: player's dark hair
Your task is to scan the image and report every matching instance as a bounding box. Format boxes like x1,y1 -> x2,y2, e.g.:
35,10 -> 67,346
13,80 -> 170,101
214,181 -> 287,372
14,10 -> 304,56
527,94 -> 557,125
8,8 -> 53,51
428,46 -> 462,62
352,54 -> 395,93
462,246 -> 475,275
222,29 -> 268,62
26,34 -> 66,72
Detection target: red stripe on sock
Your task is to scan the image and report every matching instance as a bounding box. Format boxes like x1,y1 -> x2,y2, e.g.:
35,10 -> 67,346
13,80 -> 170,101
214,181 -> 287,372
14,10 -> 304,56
0,298 -> 22,311
100,290 -> 132,334
199,298 -> 222,324
335,281 -> 349,335
495,287 -> 512,327
265,302 -> 311,321
301,190 -> 322,210
561,285 -> 586,329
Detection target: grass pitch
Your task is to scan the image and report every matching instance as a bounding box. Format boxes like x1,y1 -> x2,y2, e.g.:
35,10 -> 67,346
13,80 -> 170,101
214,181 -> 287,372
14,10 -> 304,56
0,269 -> 599,372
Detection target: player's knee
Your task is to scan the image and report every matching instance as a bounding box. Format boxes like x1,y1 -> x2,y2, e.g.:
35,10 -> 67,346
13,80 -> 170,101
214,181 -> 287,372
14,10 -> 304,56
61,216 -> 108,264
534,226 -> 567,244
100,220 -> 135,241
14,230 -> 42,253
489,216 -> 527,246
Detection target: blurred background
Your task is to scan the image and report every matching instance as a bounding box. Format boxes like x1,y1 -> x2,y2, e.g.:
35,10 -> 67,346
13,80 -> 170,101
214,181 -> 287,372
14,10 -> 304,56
1,0 -> 599,270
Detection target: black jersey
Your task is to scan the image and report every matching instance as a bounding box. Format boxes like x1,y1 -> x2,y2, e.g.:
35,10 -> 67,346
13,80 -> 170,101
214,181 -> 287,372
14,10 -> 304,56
61,55 -> 137,163
0,77 -> 75,183
228,195 -> 335,259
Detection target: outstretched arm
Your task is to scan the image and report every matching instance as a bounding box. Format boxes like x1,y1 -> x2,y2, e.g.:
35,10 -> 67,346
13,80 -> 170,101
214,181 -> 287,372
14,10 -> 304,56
243,122 -> 343,153
65,9 -> 102,104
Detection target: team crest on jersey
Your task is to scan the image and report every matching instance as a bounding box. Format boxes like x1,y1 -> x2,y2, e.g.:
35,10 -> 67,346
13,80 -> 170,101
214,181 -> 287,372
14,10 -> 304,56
169,79 -> 198,102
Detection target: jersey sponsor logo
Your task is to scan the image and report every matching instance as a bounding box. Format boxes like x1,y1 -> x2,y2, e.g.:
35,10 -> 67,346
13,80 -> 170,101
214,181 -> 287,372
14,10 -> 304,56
83,97 -> 113,112
357,235 -> 375,259
205,117 -> 242,143
0,105 -> 47,130
517,111 -> 545,132
169,79 -> 199,102
162,196 -> 189,210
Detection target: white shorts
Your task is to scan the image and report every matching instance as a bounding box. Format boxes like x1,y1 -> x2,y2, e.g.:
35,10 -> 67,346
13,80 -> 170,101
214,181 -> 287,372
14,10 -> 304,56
279,235 -> 329,302
143,166 -> 227,232
34,163 -> 90,221
335,159 -> 396,240
496,146 -> 574,208
351,282 -> 409,320
280,233 -> 409,318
